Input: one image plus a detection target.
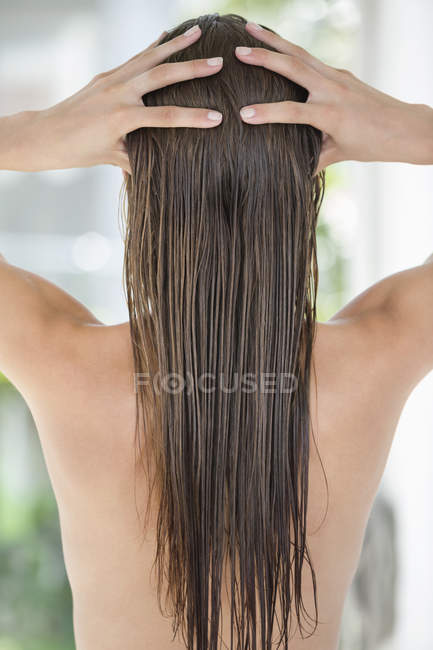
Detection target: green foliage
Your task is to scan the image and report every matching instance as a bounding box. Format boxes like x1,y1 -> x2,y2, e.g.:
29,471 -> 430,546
316,168 -> 350,321
0,387 -> 74,649
0,489 -> 74,648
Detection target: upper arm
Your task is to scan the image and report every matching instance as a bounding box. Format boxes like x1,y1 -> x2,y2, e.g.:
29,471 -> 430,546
0,255 -> 102,396
328,257 -> 433,390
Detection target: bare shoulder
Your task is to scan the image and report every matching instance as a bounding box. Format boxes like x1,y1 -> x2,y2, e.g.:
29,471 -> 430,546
0,256 -> 133,405
309,261 -> 433,511
318,257 -> 433,395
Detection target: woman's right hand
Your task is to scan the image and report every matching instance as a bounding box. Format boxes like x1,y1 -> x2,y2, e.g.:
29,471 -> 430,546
236,21 -> 433,173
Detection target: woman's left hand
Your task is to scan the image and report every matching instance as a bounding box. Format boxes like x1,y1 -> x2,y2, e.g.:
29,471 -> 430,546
0,25 -> 223,175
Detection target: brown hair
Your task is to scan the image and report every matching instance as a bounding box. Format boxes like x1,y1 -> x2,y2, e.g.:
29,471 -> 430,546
121,12 -> 325,649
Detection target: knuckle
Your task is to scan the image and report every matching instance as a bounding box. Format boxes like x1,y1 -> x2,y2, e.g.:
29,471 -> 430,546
160,105 -> 176,123
291,43 -> 306,58
335,67 -> 354,79
92,75 -> 122,95
91,72 -> 105,84
146,64 -> 160,81
327,77 -> 347,95
148,62 -> 170,82
91,71 -> 116,89
288,101 -> 302,120
255,47 -> 270,61
288,55 -> 303,72
191,59 -> 203,76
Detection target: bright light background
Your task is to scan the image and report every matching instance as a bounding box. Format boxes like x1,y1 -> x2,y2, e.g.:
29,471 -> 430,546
0,1 -> 432,649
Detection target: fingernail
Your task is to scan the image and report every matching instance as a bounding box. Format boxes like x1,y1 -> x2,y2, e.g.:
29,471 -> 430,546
207,56 -> 223,66
240,107 -> 256,118
183,24 -> 200,37
208,111 -> 222,121
236,46 -> 252,55
247,22 -> 263,31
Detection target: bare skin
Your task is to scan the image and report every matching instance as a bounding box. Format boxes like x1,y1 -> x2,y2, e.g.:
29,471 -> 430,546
1,20 -> 433,650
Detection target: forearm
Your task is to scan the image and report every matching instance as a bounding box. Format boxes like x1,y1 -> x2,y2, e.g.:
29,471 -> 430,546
394,102 -> 433,165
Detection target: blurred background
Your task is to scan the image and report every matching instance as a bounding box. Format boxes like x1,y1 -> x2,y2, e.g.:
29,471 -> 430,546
0,0 -> 432,648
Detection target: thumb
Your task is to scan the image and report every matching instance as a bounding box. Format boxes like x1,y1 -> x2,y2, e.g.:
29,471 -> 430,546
315,135 -> 341,174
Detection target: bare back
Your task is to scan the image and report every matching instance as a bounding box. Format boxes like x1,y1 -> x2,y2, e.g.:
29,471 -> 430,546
20,311 -> 415,650
1,11 -> 432,648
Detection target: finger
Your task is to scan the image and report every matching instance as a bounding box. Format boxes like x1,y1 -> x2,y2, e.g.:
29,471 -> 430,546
235,47 -> 325,93
92,31 -> 168,80
239,100 -> 326,131
315,137 -> 341,173
144,30 -> 168,52
244,22 -> 334,77
100,26 -> 201,83
122,24 -> 203,78
124,105 -> 223,130
130,31 -> 167,61
111,150 -> 132,175
121,30 -> 168,64
130,57 -> 223,95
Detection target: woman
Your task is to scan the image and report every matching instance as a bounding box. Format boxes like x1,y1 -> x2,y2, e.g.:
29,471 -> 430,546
0,12 -> 432,650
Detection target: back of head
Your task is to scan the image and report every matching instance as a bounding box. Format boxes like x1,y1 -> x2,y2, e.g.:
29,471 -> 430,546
122,12 -> 325,649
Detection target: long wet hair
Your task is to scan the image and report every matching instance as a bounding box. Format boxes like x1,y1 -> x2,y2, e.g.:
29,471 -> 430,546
121,13 -> 325,650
